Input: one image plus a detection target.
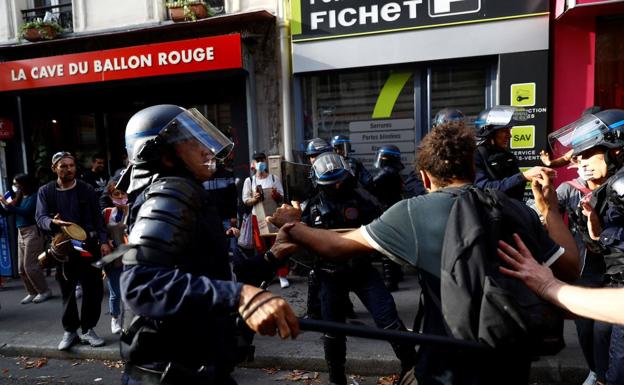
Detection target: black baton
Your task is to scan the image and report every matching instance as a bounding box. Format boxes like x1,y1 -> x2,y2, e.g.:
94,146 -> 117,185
298,318 -> 489,351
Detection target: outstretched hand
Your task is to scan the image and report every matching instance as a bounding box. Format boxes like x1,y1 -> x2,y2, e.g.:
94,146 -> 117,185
497,233 -> 562,302
267,203 -> 302,229
531,169 -> 557,216
238,285 -> 299,339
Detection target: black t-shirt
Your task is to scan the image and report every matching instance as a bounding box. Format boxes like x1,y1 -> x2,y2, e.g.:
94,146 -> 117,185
80,169 -> 109,195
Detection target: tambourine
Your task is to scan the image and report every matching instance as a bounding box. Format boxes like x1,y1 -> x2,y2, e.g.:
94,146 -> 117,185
38,222 -> 87,265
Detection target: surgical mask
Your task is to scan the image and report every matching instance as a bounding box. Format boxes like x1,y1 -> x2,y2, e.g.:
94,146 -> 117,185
578,166 -> 595,181
11,185 -> 19,193
112,197 -> 128,206
257,162 -> 267,173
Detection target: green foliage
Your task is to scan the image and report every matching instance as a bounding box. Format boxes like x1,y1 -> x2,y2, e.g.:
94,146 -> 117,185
165,0 -> 212,21
20,20 -> 63,34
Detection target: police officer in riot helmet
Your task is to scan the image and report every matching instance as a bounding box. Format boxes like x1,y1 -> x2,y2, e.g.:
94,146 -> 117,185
331,135 -> 373,188
302,152 -> 416,385
305,138 -> 332,165
371,145 -> 405,291
565,109 -> 624,385
117,104 -> 299,385
432,107 -> 465,128
474,105 -> 555,201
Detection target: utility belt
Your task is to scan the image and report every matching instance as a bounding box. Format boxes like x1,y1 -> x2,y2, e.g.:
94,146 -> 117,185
125,362 -> 216,385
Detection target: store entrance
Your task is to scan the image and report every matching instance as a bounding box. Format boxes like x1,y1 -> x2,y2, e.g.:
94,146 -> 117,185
19,70 -> 249,184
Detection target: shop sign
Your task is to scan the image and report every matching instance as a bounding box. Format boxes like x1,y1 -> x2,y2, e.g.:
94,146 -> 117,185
291,0 -> 548,42
0,118 -> 14,140
351,141 -> 415,155
350,129 -> 415,143
349,118 -> 414,132
0,216 -> 12,276
0,34 -> 242,92
510,125 -> 536,150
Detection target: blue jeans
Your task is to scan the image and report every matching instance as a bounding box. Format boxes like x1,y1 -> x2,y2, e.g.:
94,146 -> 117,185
105,265 -> 122,318
318,259 -> 414,384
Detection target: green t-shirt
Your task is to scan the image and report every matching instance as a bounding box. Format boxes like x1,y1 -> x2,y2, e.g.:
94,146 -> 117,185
363,185 -> 564,278
363,189 -> 457,277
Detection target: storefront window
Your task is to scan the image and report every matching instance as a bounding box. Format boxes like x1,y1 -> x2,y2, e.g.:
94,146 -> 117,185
302,69 -> 415,170
595,16 -> 624,110
430,65 -> 487,129
300,60 -> 488,172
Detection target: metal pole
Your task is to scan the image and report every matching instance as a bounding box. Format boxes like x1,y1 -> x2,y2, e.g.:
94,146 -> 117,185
298,319 -> 489,351
277,0 -> 293,161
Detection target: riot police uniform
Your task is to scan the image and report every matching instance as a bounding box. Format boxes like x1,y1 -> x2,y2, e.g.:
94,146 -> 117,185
550,108 -> 624,384
303,153 -> 416,385
474,106 -> 527,201
331,135 -> 373,189
371,145 -> 405,291
117,105 -> 249,385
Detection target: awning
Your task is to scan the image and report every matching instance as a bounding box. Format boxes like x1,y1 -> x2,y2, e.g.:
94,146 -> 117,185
0,10 -> 275,61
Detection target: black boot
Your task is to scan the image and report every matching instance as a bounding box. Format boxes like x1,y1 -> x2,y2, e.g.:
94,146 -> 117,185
307,270 -> 322,319
382,257 -> 399,292
387,321 -> 417,382
323,334 -> 347,385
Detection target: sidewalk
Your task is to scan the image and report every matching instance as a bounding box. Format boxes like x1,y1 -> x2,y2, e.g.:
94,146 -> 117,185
0,271 -> 588,382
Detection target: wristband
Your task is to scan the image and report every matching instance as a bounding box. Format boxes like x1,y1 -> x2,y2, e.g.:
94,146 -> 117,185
242,295 -> 282,321
264,249 -> 289,269
241,289 -> 268,314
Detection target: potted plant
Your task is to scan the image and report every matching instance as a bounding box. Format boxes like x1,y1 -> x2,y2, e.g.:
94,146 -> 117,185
165,1 -> 214,22
20,20 -> 63,42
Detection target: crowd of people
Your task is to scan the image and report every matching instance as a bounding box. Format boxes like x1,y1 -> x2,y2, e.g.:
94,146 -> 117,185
1,102 -> 624,385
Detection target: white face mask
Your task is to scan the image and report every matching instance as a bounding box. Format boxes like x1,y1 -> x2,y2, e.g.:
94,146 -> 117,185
11,185 -> 19,193
578,166 -> 596,181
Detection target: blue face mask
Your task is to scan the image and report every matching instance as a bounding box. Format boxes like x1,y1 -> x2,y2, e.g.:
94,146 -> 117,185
257,162 -> 267,173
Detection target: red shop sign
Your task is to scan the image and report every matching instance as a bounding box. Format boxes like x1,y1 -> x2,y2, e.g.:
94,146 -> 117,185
0,34 -> 242,92
0,118 -> 14,140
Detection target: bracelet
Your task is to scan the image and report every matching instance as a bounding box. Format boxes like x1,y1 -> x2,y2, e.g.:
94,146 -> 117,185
241,289 -> 268,314
242,295 -> 282,321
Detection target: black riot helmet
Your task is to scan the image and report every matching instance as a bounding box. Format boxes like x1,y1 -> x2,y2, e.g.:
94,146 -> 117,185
474,106 -> 529,145
119,104 -> 234,193
433,108 -> 465,128
331,135 -> 352,157
312,152 -> 352,186
305,138 -> 332,159
549,109 -> 624,157
374,145 -> 404,170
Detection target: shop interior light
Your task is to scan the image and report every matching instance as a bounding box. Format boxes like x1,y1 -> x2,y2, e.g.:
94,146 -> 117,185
51,119 -> 57,123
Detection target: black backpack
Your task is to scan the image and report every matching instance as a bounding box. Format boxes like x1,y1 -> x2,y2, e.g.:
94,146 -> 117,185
435,186 -> 565,355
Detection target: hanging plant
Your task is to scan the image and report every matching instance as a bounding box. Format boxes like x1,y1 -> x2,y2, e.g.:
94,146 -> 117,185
165,1 -> 215,22
20,20 -> 63,42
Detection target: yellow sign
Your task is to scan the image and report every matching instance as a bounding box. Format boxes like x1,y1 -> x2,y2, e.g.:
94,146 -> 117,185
519,167 -> 532,190
511,82 -> 536,107
511,125 -> 535,149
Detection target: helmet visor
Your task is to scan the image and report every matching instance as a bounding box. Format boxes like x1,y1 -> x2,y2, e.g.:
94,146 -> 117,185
160,108 -> 234,160
479,106 -> 529,129
312,153 -> 351,185
548,114 -> 609,156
